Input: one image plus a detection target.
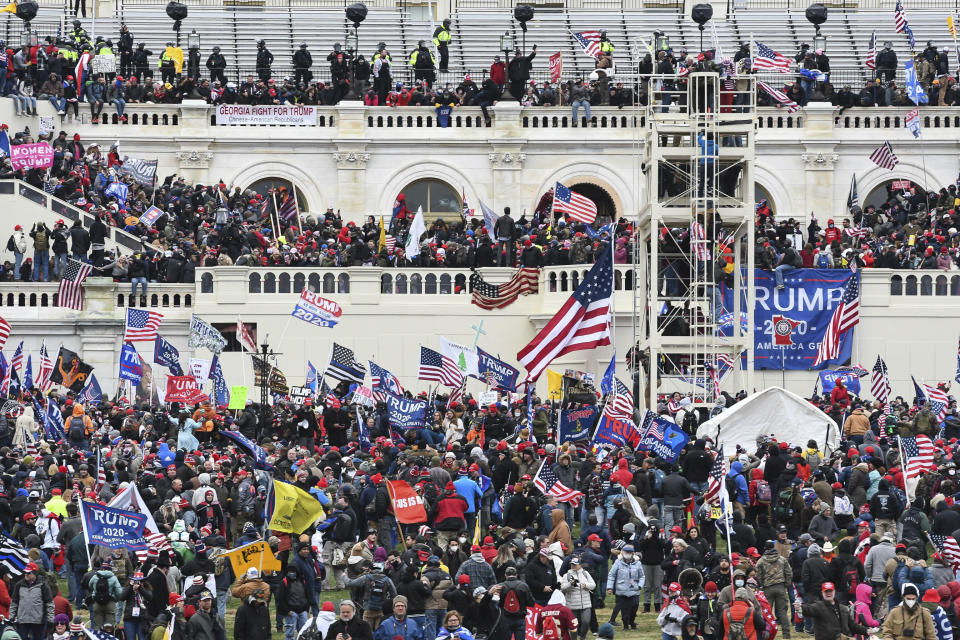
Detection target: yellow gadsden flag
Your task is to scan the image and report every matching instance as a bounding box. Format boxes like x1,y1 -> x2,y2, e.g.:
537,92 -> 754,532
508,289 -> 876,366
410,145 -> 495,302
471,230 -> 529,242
268,481 -> 325,533
223,541 -> 282,576
949,15 -> 957,39
378,215 -> 387,252
0,2 -> 16,14
547,369 -> 563,400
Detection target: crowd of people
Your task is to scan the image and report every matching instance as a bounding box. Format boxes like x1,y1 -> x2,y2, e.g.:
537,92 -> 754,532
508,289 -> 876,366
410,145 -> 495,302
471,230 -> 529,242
0,344 -> 957,640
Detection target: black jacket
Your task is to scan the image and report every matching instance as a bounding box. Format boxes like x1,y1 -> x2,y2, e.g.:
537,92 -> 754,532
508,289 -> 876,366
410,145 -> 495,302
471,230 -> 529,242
326,617 -> 373,640
523,557 -> 558,603
234,601 -> 271,640
801,599 -> 868,640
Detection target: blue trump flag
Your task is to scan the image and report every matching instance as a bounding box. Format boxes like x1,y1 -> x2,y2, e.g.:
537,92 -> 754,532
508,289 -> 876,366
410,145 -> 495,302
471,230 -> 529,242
601,353 -> 616,397
220,430 -> 273,470
559,405 -> 598,443
593,410 -> 643,449
44,397 -> 65,441
209,355 -> 230,407
474,348 -> 520,391
818,370 -> 861,396
22,355 -> 32,391
383,391 -> 428,429
153,336 -> 184,376
306,361 -> 318,394
721,269 -> 857,370
80,374 -> 102,405
904,60 -> 929,105
80,501 -> 149,553
118,343 -> 143,385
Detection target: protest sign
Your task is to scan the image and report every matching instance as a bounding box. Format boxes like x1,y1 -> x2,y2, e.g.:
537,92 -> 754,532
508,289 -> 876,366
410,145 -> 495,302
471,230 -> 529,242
224,541 -> 281,576
165,376 -> 208,404
477,391 -> 498,407
386,480 -> 428,524
216,104 -> 318,126
10,143 -> 53,170
289,386 -> 313,405
227,386 -> 248,409
549,52 -> 562,83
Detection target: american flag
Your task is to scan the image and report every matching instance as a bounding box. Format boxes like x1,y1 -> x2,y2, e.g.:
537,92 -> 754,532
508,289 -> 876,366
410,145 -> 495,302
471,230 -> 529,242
123,308 -> 164,342
369,361 -> 404,401
572,31 -> 602,58
757,81 -> 799,113
57,259 -> 93,310
639,410 -> 666,440
706,361 -> 721,398
325,343 -> 365,384
553,182 -> 597,224
0,316 -> 10,353
83,623 -> 122,640
446,382 -> 465,409
418,346 -> 463,388
847,174 -> 859,210
95,447 -> 106,495
813,274 -> 860,366
866,30 -> 876,70
930,533 -> 960,574
894,0 -> 915,49
752,40 -> 791,72
902,434 -> 936,483
236,320 -> 257,353
385,235 -> 396,252
10,341 -> 22,382
878,403 -> 894,431
606,377 -> 635,419
37,342 -> 53,394
470,267 -> 540,310
533,459 -> 583,507
690,221 -> 711,263
278,192 -> 298,222
517,245 -> 612,382
871,356 -> 891,403
870,142 -> 899,171
704,448 -> 728,506
923,382 -> 950,422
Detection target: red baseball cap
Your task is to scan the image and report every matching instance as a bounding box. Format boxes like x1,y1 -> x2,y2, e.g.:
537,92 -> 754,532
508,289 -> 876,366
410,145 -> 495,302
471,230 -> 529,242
587,534 -> 602,542
821,582 -> 835,593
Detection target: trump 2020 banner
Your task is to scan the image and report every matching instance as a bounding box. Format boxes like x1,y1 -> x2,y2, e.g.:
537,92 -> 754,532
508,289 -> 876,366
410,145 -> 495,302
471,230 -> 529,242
593,412 -> 643,449
559,406 -> 598,443
475,347 -> 520,392
720,269 -> 856,370
818,369 -> 861,395
291,290 -> 342,328
80,501 -> 149,553
383,391 -> 427,429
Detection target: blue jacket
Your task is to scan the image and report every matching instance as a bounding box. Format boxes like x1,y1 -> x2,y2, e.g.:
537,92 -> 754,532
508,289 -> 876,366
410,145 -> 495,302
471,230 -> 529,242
292,553 -> 320,614
728,462 -> 748,505
453,477 -> 482,514
373,616 -> 424,640
436,628 -> 474,640
606,557 -> 645,596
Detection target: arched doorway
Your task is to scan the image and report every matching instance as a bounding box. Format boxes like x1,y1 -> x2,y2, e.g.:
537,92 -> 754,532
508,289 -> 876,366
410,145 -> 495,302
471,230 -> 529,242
756,183 -> 776,215
864,179 -> 927,211
247,178 -> 310,213
399,178 -> 462,222
568,182 -> 616,220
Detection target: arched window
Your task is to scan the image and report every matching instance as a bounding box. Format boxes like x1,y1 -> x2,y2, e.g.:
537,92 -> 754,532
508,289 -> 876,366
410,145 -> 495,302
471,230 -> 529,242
755,183 -> 776,216
863,179 -> 926,212
294,273 -> 306,293
566,182 -> 616,220
397,179 -> 461,221
246,178 -> 310,214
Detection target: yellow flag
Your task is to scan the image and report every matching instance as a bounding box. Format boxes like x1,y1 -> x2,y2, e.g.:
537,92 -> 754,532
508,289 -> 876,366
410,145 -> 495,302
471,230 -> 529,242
165,46 -> 184,74
547,369 -> 563,401
268,481 -> 326,533
0,2 -> 16,14
471,509 -> 481,546
223,541 -> 282,576
378,215 -> 386,252
950,16 -> 957,39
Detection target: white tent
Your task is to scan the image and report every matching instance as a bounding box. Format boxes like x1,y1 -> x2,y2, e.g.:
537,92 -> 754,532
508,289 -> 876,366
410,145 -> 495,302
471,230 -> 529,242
696,386 -> 840,454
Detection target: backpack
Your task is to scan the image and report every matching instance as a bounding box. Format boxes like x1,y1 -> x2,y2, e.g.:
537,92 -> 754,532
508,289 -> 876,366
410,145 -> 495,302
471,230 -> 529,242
93,573 -> 111,604
540,614 -> 561,640
6,236 -> 14,252
774,489 -> 794,521
841,565 -> 859,596
68,416 -> 85,441
755,480 -> 772,504
815,253 -> 830,269
368,576 -> 388,611
725,476 -> 739,502
724,605 -> 754,640
503,587 -> 521,614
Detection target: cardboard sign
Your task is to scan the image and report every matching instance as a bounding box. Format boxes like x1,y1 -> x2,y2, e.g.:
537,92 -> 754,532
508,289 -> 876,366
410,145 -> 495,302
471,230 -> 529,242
289,386 -> 313,406
477,391 -> 499,407
38,116 -> 54,136
227,386 -> 248,410
549,52 -> 562,83
91,54 -> 116,74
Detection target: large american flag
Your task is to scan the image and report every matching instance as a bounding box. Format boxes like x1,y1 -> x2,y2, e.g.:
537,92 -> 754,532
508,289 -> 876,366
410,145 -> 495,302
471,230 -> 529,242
470,267 -> 540,310
325,343 -> 366,383
704,448 -> 728,506
894,0 -> 915,49
517,245 -> 612,382
865,30 -> 876,70
123,308 -> 164,342
813,274 -> 860,366
606,377 -> 634,419
553,182 -> 597,224
572,31 -> 602,58
0,316 -> 10,353
752,40 -> 791,72
418,346 -> 463,388
930,533 -> 960,574
277,192 -> 298,222
871,356 -> 891,403
757,81 -> 799,113
58,259 -> 93,310
902,434 -> 936,482
533,459 -> 583,507
870,142 -> 899,171
923,383 -> 949,422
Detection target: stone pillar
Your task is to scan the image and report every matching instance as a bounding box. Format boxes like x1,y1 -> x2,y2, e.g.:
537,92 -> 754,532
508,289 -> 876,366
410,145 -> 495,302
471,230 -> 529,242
176,100 -> 214,184
334,101 -> 370,216
800,102 -> 839,220
489,102 -> 527,211
77,278 -> 123,395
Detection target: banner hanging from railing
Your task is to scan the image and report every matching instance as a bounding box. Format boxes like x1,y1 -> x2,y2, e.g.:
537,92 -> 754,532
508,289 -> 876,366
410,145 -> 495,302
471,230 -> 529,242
215,104 -> 318,126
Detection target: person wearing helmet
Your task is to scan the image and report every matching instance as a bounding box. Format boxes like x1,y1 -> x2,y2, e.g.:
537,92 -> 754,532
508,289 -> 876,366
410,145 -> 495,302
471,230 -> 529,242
256,40 -> 273,82
132,42 -> 152,82
118,24 -> 134,77
293,42 -> 313,87
432,18 -> 452,71
206,45 -> 227,86
409,40 -> 436,88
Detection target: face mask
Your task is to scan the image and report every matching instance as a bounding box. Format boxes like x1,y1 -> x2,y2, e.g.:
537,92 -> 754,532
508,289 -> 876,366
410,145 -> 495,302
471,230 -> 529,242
287,573 -> 296,580
621,553 -> 633,562
735,580 -> 745,588
449,545 -> 458,552
491,595 -> 500,603
904,598 -> 917,608
458,537 -> 467,544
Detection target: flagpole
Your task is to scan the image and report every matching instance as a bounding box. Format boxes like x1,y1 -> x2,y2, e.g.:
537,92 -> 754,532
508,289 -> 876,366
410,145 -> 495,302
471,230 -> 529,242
77,497 -> 94,572
290,181 -> 303,235
269,190 -> 281,242
238,315 -> 249,389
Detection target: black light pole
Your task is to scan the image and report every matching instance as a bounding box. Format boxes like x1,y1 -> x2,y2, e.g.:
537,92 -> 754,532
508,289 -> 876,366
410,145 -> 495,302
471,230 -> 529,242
806,3 -> 828,54
513,4 -> 533,55
345,3 -> 367,99
691,4 -> 713,55
166,1 -> 188,47
256,340 -> 281,441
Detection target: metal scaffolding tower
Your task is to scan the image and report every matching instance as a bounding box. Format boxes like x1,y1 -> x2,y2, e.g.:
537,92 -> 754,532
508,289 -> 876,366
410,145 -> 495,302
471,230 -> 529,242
634,72 -> 757,410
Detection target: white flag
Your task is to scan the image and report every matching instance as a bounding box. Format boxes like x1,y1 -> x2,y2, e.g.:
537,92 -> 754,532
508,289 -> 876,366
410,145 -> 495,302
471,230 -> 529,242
440,337 -> 480,378
406,206 -> 426,258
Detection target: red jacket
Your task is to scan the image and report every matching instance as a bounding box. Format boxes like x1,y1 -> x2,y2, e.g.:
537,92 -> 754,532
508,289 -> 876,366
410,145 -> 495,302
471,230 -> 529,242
824,225 -> 842,245
722,601 -> 762,640
490,61 -> 506,85
431,491 -> 468,531
831,385 -> 850,408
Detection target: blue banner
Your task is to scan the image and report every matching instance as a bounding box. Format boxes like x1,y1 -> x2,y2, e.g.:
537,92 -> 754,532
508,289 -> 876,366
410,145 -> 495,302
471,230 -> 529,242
80,501 -> 149,552
559,406 -> 597,443
44,397 -> 65,441
593,412 -> 643,449
220,430 -> 273,470
210,356 -> 230,407
80,374 -> 102,405
818,370 -> 861,396
721,269 -> 856,370
383,391 -> 428,430
153,336 -> 183,376
23,355 -> 32,391
119,343 -> 143,385
475,347 -> 520,392
638,419 -> 690,464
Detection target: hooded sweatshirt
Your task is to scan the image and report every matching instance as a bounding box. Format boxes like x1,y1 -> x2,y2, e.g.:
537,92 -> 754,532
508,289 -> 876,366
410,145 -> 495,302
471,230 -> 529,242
547,509 -> 572,554
854,583 -> 879,627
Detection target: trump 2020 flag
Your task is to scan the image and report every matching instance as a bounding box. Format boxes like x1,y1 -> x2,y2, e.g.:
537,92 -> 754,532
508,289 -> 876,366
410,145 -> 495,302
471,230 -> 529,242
153,335 -> 184,376
118,343 -> 143,385
383,391 -> 428,429
45,396 -> 65,441
306,361 -> 318,394
80,374 -> 102,405
219,431 -> 273,470
80,501 -> 149,553
210,355 -> 230,408
904,60 -> 929,105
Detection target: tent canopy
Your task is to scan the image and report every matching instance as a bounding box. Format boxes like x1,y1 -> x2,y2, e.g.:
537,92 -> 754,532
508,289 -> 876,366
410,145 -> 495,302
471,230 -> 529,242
696,386 -> 839,454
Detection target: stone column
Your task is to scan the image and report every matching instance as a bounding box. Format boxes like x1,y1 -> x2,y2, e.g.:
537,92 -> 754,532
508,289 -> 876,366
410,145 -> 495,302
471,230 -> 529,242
800,102 -> 839,220
489,102 -> 527,211
334,101 -> 371,215
176,100 -> 214,184
77,278 -> 123,396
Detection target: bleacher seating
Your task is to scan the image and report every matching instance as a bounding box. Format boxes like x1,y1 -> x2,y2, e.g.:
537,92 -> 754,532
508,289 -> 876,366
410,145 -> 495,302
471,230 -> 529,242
7,4 -> 956,87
